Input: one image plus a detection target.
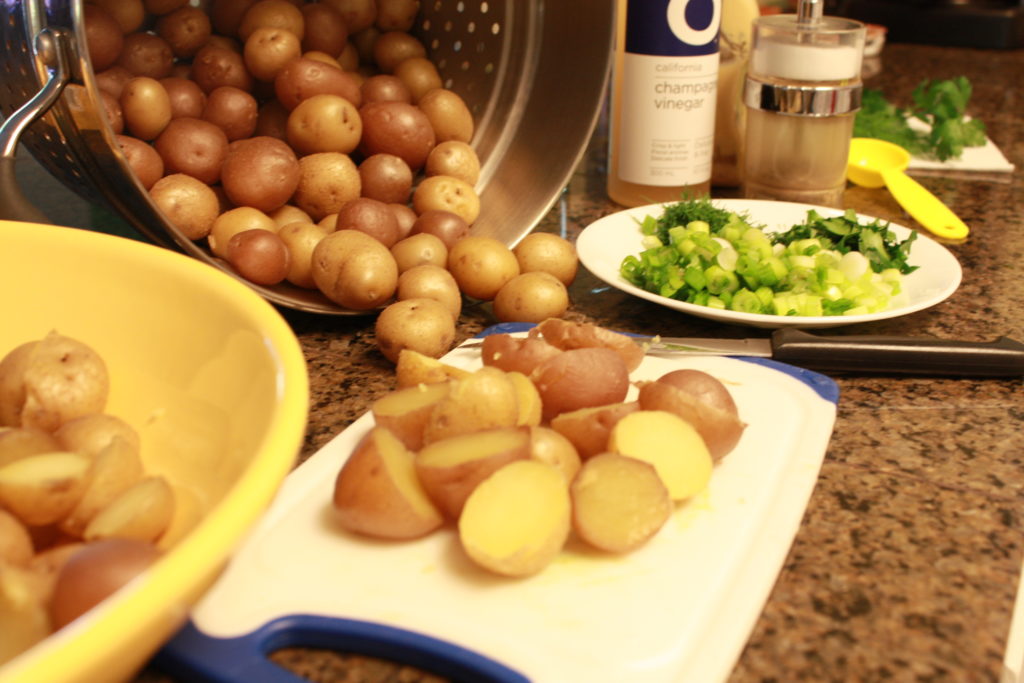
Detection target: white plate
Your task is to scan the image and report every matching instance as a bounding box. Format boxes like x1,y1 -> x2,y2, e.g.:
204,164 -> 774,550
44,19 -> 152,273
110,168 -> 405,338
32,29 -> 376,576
158,333 -> 839,683
576,199 -> 963,329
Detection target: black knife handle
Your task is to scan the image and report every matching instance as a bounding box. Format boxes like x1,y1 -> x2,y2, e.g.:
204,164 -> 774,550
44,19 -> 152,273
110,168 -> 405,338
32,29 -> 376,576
770,328 -> 1024,377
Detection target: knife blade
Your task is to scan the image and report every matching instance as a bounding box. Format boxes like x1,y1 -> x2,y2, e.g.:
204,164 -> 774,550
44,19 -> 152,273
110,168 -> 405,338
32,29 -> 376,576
637,328 -> 1024,377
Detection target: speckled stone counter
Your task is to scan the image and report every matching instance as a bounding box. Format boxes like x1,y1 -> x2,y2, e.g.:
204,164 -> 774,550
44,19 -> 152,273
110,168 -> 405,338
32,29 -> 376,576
129,43 -> 1024,682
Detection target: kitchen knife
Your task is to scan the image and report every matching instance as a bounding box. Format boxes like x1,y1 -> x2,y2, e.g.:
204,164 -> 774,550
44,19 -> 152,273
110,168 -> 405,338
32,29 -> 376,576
636,328 -> 1024,377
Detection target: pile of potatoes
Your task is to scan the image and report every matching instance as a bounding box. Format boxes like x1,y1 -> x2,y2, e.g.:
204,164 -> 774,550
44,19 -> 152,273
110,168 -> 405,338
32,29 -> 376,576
332,319 -> 748,578
85,0 -> 580,360
0,333 -> 179,664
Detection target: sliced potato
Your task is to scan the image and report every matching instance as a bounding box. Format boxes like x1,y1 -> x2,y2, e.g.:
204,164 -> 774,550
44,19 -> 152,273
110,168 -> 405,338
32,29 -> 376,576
59,437 -> 145,537
0,452 -> 91,526
0,508 -> 34,566
371,381 -> 451,451
608,410 -> 713,501
83,476 -> 175,543
394,348 -> 470,389
527,426 -> 581,485
333,427 -> 443,540
458,460 -> 571,577
570,453 -> 672,553
506,371 -> 542,427
415,426 -> 531,519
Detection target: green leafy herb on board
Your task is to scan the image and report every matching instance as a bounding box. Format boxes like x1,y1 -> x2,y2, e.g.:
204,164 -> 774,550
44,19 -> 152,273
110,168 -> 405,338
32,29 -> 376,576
853,76 -> 987,161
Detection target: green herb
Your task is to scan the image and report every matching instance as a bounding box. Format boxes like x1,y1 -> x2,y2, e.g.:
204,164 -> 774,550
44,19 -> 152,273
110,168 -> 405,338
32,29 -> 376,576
853,76 -> 986,161
619,199 -> 918,318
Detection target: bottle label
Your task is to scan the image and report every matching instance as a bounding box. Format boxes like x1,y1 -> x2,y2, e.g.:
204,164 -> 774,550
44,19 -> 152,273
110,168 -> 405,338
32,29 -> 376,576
617,0 -> 722,187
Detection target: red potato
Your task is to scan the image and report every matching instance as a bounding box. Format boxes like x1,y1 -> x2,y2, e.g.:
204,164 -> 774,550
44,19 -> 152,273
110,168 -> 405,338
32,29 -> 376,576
549,400 -> 640,460
529,347 -> 630,422
415,426 -> 531,519
420,366 -> 520,444
332,427 -> 443,540
636,370 -> 746,461
480,334 -> 563,376
533,318 -> 644,373
48,538 -> 160,630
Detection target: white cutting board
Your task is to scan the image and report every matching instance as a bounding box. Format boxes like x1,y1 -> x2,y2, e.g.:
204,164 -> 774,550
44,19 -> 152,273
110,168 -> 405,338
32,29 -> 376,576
157,329 -> 839,682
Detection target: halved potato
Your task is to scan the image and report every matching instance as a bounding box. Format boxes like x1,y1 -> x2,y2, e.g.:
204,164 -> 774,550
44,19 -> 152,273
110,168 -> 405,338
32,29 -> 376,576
59,437 -> 144,537
0,452 -> 91,526
570,452 -> 672,554
394,348 -> 470,389
415,426 -> 531,518
608,410 -> 713,501
549,401 -> 640,460
422,366 -> 520,444
527,426 -> 581,485
333,427 -> 443,540
371,381 -> 451,451
83,475 -> 175,543
458,460 -> 571,577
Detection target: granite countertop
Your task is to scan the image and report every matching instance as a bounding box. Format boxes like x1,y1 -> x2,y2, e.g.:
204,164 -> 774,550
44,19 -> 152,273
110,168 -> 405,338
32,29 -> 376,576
16,40 -> 1017,683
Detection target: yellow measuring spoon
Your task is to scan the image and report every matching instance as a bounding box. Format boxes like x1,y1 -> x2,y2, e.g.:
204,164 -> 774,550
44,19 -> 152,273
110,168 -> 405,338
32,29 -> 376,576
847,137 -> 969,240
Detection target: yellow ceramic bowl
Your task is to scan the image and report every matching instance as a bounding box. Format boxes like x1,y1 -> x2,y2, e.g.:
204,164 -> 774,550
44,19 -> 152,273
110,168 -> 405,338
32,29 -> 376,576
0,221 -> 309,683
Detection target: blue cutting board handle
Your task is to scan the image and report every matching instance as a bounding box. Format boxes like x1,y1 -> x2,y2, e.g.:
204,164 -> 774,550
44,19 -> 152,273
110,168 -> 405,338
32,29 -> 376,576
154,614 -> 530,682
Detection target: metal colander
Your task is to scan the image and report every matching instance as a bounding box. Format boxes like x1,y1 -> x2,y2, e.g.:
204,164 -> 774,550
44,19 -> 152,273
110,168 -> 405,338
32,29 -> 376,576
0,1 -> 613,315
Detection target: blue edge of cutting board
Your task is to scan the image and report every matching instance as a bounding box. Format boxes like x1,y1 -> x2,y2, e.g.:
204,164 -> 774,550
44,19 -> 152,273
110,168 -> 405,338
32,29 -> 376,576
153,322 -> 840,683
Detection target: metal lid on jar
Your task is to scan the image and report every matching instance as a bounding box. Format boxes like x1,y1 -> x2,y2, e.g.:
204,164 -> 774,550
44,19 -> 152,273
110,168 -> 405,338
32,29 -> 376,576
743,79 -> 862,116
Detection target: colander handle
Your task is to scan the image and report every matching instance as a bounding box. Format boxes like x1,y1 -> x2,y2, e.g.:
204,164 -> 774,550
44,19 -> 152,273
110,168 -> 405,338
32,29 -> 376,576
0,27 -> 70,224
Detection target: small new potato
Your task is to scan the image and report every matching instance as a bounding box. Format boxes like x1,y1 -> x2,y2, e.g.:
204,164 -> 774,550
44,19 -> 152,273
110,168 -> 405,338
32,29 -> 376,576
447,236 -> 520,301
293,152 -> 361,221
425,141 -> 480,186
393,57 -> 442,102
410,210 -> 469,249
226,230 -> 291,286
530,347 -> 630,422
333,197 -> 401,247
513,232 -> 579,287
277,220 -> 330,289
358,101 -> 435,171
413,175 -> 480,226
312,229 -> 399,310
492,272 -> 569,323
396,265 -> 462,319
0,332 -> 110,432
220,136 -> 300,213
120,76 -> 172,140
115,135 -> 164,190
391,232 -> 448,273
149,173 -> 221,241
286,94 -> 362,156
54,413 -> 141,460
153,116 -> 229,185
417,88 -> 474,143
375,298 -> 456,364
208,207 -> 277,259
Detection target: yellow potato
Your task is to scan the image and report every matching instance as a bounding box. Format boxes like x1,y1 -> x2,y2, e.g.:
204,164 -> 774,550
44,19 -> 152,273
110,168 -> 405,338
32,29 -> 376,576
527,426 -> 581,485
0,452 -> 91,526
54,413 -> 141,461
277,220 -> 330,290
390,232 -> 449,273
412,175 -> 480,225
374,298 -> 456,364
608,410 -> 713,501
83,475 -> 175,543
371,381 -> 451,451
0,509 -> 33,566
513,232 -> 579,287
415,426 -> 531,519
0,332 -> 110,432
424,140 -> 480,186
422,366 -> 520,444
446,236 -> 520,302
492,271 -> 569,323
312,229 -> 399,310
458,460 -> 571,577
0,564 -> 52,666
394,349 -> 471,388
0,427 -> 61,468
332,427 -> 443,540
59,437 -> 145,538
396,264 -> 462,319
506,371 -> 542,427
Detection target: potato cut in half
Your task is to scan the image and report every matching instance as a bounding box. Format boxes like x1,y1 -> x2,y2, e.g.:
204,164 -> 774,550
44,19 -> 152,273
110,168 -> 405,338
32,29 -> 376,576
570,453 -> 671,553
458,460 -> 571,578
415,426 -> 531,519
530,347 -> 629,422
549,401 -> 640,460
0,452 -> 91,526
421,366 -> 520,444
333,427 -> 443,540
394,348 -> 470,389
637,371 -> 746,461
60,436 -> 144,537
371,381 -> 451,451
506,371 -> 542,427
0,564 -> 52,665
608,410 -> 713,501
83,475 -> 175,543
0,427 -> 61,468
